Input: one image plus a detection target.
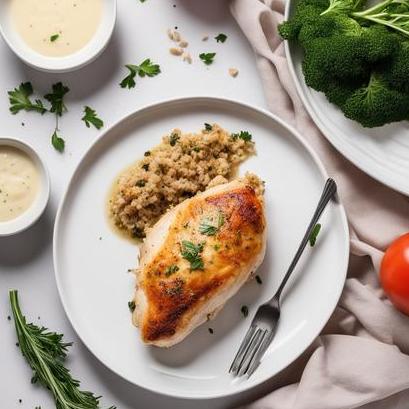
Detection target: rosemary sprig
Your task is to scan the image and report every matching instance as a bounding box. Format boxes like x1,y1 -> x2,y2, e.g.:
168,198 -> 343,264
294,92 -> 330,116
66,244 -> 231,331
9,290 -> 116,409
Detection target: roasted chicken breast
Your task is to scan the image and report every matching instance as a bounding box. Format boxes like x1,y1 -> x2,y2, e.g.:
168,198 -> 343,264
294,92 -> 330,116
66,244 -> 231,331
132,174 -> 267,347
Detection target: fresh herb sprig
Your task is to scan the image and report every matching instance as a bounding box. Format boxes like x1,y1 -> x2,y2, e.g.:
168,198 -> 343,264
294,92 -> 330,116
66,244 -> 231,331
199,53 -> 216,65
9,290 -> 116,409
8,82 -> 47,115
181,241 -> 205,270
231,130 -> 252,142
120,59 -> 161,89
82,106 -> 104,129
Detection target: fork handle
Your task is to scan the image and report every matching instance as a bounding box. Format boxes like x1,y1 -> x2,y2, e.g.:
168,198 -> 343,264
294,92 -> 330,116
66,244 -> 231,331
272,178 -> 337,302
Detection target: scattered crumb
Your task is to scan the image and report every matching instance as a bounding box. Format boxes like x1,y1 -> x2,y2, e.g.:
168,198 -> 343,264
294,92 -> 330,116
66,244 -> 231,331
202,35 -> 209,41
228,68 -> 239,77
182,52 -> 192,64
21,122 -> 25,126
208,328 -> 214,334
179,40 -> 188,48
170,47 -> 183,56
7,315 -> 11,321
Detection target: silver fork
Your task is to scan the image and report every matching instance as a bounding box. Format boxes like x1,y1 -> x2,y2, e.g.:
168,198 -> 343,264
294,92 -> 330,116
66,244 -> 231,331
229,178 -> 337,378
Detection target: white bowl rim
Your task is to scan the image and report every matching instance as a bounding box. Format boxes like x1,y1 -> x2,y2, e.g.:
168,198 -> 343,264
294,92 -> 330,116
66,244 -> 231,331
0,136 -> 50,236
0,0 -> 117,73
52,95 -> 350,400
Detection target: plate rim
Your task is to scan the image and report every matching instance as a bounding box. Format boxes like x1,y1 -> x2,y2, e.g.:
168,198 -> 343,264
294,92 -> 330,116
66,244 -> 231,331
53,96 -> 350,400
284,1 -> 409,196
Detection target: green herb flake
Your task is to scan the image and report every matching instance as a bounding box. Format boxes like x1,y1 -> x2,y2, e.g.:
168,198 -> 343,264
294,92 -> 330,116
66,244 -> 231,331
199,212 -> 224,236
231,130 -> 252,142
135,180 -> 146,187
215,33 -> 227,43
51,131 -> 65,153
120,59 -> 161,89
181,240 -> 205,270
204,123 -> 213,131
165,265 -> 179,277
50,34 -> 59,42
214,244 -> 220,251
241,305 -> 249,317
208,328 -> 214,334
169,133 -> 180,146
142,163 -> 149,171
44,82 -> 69,117
309,223 -> 322,247
82,106 -> 104,129
199,52 -> 216,65
128,300 -> 136,312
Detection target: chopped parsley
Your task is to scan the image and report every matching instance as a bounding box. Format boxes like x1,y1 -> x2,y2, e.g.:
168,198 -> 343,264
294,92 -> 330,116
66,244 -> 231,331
199,212 -> 224,236
142,163 -> 149,171
165,265 -> 179,277
51,131 -> 65,153
204,123 -> 213,131
128,301 -> 136,312
135,180 -> 146,187
120,59 -> 161,89
50,34 -> 59,42
199,52 -> 216,65
44,82 -> 69,117
169,133 -> 180,146
309,223 -> 322,247
144,151 -> 151,156
8,82 -> 47,114
181,240 -> 205,270
255,275 -> 263,285
215,33 -> 227,43
241,305 -> 249,317
214,244 -> 221,251
231,130 -> 252,142
82,106 -> 104,129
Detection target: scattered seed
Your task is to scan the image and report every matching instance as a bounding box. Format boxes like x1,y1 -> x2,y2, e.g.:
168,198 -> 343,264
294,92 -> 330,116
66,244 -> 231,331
179,40 -> 189,48
170,47 -> 183,56
182,52 -> 192,64
229,68 -> 239,77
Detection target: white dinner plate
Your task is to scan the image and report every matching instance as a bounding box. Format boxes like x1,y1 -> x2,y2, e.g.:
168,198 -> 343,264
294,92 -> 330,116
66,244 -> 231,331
53,97 -> 349,399
284,1 -> 409,196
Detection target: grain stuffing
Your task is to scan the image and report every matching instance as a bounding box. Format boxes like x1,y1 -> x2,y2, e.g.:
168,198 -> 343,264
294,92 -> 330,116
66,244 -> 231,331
109,124 -> 255,239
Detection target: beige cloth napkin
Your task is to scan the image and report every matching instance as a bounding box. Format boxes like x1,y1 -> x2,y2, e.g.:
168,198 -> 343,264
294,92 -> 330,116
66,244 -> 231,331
230,1 -> 409,408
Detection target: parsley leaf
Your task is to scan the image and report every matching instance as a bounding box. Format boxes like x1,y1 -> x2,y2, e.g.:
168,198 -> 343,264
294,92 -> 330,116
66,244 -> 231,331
169,133 -> 180,146
231,130 -> 252,142
199,52 -> 216,65
51,131 -> 65,153
241,305 -> 249,317
215,33 -> 227,43
309,223 -> 321,247
120,59 -> 161,89
181,240 -> 205,270
82,106 -> 104,129
44,82 -> 70,116
165,265 -> 179,277
128,300 -> 136,312
204,123 -> 213,131
50,34 -> 59,42
8,82 -> 47,115
199,212 -> 224,236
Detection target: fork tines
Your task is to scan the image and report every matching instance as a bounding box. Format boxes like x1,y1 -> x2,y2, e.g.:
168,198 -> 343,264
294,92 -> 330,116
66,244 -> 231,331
229,325 -> 269,377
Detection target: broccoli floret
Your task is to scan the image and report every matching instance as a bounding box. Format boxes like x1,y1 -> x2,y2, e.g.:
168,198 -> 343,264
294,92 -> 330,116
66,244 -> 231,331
360,25 -> 401,62
382,42 -> 409,93
342,74 -> 409,127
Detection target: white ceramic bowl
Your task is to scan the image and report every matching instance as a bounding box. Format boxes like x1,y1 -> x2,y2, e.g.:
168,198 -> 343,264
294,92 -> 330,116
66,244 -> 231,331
0,137 -> 50,236
0,0 -> 117,73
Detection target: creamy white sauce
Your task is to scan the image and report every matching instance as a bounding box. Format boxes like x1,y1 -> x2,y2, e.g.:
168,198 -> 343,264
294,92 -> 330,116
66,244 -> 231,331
0,146 -> 40,222
10,0 -> 103,57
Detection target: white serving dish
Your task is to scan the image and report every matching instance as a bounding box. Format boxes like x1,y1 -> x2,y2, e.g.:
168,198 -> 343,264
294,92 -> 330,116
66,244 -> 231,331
284,0 -> 409,196
53,96 -> 349,399
0,0 -> 117,73
0,137 -> 50,236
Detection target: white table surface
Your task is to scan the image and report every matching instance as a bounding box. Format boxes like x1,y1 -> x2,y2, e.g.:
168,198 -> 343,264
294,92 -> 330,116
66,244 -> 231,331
0,1 -> 271,408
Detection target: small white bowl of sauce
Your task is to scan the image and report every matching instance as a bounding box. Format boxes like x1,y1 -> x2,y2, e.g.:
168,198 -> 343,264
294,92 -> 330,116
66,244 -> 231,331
0,0 -> 116,73
0,138 -> 50,236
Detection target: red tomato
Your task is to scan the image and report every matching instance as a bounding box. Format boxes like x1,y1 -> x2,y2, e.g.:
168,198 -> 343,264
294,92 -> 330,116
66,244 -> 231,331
380,233 -> 409,316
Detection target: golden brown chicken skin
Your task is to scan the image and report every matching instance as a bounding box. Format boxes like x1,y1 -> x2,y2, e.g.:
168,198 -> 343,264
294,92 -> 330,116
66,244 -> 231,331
133,175 -> 266,347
